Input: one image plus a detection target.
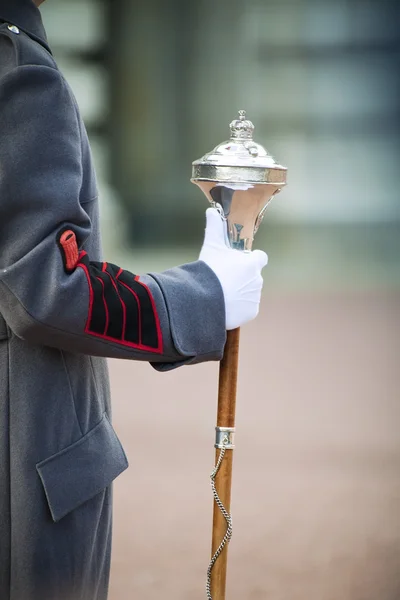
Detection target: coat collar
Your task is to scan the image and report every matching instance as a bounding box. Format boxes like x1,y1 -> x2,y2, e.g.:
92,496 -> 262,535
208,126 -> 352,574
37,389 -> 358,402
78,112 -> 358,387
0,0 -> 51,54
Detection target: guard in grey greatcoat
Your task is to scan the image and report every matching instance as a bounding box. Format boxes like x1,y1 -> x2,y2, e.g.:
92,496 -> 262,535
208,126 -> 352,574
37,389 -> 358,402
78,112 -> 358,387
0,1 -> 268,599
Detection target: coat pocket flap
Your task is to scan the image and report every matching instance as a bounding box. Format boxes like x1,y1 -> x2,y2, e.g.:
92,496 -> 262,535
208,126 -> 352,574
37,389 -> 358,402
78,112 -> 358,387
36,413 -> 128,522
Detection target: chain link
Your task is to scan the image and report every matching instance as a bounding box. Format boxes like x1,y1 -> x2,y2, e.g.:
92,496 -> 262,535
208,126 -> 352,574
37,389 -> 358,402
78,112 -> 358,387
206,445 -> 233,600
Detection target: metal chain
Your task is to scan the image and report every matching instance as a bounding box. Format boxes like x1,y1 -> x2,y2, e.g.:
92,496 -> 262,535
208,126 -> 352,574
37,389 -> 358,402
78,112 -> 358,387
206,445 -> 233,600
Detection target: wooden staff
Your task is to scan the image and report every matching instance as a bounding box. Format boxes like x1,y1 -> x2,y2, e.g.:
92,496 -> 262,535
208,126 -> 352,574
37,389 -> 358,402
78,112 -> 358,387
209,327 -> 240,599
191,109 -> 287,600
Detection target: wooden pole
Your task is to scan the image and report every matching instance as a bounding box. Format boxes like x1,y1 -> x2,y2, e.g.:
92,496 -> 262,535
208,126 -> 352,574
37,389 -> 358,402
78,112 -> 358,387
210,327 -> 240,600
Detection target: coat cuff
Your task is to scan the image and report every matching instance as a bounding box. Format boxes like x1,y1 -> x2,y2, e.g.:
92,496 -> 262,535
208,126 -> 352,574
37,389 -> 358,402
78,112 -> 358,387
148,260 -> 226,371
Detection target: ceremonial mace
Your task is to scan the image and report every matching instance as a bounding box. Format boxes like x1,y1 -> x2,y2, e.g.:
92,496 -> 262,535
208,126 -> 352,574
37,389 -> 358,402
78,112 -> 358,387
191,110 -> 287,599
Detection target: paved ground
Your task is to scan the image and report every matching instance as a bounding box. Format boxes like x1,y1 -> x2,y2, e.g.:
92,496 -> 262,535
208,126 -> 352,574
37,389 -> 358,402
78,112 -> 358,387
108,289 -> 400,600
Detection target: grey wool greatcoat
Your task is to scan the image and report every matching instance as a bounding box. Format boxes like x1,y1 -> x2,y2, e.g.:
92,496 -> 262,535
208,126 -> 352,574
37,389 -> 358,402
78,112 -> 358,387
0,2 -> 227,599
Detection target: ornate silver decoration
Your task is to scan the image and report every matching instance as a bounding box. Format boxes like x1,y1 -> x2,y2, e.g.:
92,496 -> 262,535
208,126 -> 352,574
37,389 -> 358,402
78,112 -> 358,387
229,109 -> 255,140
192,109 -> 287,251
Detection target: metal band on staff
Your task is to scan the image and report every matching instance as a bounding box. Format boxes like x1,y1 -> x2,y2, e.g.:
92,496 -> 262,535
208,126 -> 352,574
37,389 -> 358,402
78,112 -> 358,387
215,427 -> 235,450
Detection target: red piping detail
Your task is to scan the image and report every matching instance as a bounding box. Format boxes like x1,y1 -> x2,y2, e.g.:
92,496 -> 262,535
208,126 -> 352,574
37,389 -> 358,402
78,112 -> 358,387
134,275 -> 163,353
96,276 -> 109,335
118,278 -> 142,345
76,253 -> 163,353
76,252 -> 94,332
74,329 -> 163,353
102,268 -> 127,341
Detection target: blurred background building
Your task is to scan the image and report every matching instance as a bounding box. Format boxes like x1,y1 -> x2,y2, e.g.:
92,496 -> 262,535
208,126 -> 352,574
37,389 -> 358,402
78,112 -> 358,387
39,2 -> 400,599
41,0 -> 400,288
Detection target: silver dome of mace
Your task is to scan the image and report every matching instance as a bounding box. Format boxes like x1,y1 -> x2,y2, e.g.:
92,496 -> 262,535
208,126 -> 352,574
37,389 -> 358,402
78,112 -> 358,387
191,110 -> 287,251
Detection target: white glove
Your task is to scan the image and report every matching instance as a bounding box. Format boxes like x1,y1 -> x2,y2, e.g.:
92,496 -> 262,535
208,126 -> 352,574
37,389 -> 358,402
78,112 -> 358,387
199,207 -> 268,330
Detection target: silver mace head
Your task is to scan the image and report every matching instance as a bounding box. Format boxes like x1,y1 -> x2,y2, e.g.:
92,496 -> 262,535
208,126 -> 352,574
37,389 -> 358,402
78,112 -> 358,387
191,110 -> 287,251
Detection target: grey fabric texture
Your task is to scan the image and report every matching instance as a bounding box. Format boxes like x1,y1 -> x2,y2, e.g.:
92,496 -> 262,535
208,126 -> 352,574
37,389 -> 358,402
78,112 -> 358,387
150,262 -> 227,371
0,3 -> 226,599
37,413 -> 128,523
0,61 -> 226,365
0,313 -> 8,340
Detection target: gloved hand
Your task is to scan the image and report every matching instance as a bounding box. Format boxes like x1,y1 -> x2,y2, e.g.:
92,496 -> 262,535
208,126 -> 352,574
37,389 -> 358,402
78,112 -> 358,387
199,207 -> 268,330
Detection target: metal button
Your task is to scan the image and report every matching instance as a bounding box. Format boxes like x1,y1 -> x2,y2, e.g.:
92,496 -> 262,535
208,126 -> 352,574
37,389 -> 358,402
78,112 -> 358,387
7,25 -> 20,34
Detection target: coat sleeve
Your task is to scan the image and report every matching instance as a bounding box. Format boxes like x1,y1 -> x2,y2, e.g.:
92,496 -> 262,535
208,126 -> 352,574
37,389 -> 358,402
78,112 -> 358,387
0,64 -> 226,368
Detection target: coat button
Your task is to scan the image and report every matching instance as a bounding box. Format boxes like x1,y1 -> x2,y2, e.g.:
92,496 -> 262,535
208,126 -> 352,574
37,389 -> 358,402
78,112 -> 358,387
7,25 -> 20,34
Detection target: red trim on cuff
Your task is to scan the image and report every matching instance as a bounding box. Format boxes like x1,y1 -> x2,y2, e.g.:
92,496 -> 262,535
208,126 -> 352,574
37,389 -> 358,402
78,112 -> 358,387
102,269 -> 127,341
118,279 -> 142,345
76,253 -> 163,354
96,276 -> 109,335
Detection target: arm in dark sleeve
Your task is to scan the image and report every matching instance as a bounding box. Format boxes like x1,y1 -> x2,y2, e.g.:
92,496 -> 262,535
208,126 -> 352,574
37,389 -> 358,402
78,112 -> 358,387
0,65 -> 226,366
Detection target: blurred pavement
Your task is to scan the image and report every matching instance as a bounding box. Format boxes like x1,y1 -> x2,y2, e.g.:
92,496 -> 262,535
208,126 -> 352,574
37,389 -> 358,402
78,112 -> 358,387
109,287 -> 400,600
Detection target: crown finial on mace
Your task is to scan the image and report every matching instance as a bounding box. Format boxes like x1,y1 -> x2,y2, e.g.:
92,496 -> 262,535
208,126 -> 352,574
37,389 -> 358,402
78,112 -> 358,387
229,110 -> 255,141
